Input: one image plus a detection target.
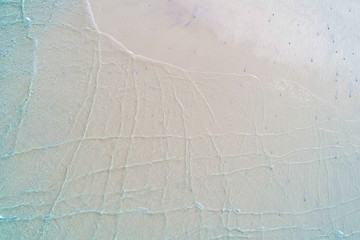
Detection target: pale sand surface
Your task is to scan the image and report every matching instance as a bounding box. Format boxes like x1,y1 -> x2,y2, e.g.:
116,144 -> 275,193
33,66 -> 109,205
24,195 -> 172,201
0,0 -> 359,239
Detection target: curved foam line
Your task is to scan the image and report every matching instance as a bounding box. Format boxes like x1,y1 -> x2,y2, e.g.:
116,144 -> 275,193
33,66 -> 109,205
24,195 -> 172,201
84,0 -> 259,79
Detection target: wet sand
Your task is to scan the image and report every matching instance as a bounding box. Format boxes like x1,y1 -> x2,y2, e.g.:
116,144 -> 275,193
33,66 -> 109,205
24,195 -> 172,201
0,0 -> 359,239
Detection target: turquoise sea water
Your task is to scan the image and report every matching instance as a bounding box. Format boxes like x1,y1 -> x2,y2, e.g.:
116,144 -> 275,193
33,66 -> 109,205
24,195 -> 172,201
1,1 -> 360,239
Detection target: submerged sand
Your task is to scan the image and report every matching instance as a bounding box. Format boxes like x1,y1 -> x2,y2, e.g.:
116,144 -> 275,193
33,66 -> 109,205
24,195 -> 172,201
0,0 -> 359,239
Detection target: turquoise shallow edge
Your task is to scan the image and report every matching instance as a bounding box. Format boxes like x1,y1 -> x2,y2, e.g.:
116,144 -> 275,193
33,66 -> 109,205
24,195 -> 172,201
0,1 -> 69,239
0,0 -> 37,156
0,0 -> 359,239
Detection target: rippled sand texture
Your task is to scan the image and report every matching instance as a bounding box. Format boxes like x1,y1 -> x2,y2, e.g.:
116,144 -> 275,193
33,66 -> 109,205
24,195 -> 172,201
1,0 -> 360,239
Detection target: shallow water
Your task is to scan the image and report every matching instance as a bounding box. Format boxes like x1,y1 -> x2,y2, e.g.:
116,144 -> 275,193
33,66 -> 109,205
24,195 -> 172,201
0,0 -> 359,239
